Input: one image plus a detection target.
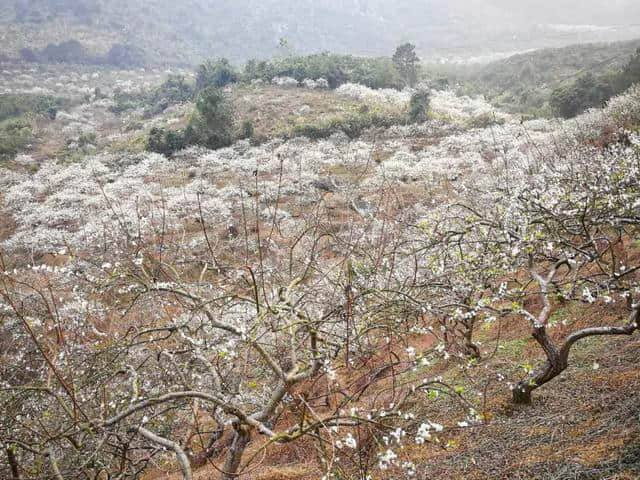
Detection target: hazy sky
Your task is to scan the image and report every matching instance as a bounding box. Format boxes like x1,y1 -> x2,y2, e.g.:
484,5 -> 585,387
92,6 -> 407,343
4,0 -> 640,63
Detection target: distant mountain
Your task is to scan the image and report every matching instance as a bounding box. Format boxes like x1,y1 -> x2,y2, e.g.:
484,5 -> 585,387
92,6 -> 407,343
2,0 -> 640,66
458,37 -> 640,116
478,37 -> 640,90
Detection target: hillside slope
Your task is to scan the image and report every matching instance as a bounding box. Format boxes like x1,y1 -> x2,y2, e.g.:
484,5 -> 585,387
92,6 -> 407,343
478,39 -> 640,91
460,38 -> 640,115
1,58 -> 640,479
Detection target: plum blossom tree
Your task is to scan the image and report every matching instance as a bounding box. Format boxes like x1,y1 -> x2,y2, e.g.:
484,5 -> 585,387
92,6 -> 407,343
504,145 -> 640,403
0,155 -> 466,479
452,139 -> 640,403
1,78 -> 640,479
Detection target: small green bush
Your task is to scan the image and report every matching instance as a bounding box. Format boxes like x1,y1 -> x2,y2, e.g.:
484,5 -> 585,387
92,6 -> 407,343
111,75 -> 195,117
291,107 -> 408,140
409,89 -> 430,123
291,122 -> 331,139
465,111 -> 505,129
142,75 -> 195,118
152,75 -> 195,105
196,59 -> 240,90
147,86 -> 235,156
109,90 -> 148,114
77,132 -> 97,148
147,127 -> 186,156
0,120 -> 33,158
183,86 -> 234,150
0,94 -> 72,122
240,120 -> 254,140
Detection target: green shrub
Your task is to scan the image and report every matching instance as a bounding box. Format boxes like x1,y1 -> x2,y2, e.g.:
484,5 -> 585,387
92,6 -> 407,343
409,89 -> 430,123
291,107 -> 408,140
109,90 -> 148,114
77,132 -> 97,148
348,57 -> 404,90
185,86 -> 235,150
291,122 -> 332,140
40,40 -> 94,64
550,73 -> 614,118
243,53 -> 403,90
141,75 -> 195,118
111,75 -> 195,117
196,59 -> 239,90
147,127 -> 186,156
144,86 -> 235,155
0,94 -> 72,122
240,120 -> 254,140
152,75 -> 195,104
465,111 -> 505,129
0,120 -> 33,158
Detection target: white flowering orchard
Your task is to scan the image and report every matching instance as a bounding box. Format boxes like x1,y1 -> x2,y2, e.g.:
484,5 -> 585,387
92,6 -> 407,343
1,80 -> 639,479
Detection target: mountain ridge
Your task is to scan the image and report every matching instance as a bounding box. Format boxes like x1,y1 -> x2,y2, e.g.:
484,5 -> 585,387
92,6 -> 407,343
2,0 -> 640,65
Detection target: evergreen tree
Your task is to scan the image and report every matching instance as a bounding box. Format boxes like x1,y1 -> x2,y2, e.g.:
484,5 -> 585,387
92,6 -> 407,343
185,86 -> 235,150
393,43 -> 420,87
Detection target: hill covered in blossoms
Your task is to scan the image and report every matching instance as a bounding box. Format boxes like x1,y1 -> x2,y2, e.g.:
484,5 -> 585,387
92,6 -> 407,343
1,43 -> 640,479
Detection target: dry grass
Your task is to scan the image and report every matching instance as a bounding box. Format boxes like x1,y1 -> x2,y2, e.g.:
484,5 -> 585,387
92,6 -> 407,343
233,85 -> 390,139
233,86 -> 360,137
404,336 -> 640,480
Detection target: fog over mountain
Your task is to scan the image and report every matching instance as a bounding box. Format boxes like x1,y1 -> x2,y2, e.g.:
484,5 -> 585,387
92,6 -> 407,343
2,0 -> 640,65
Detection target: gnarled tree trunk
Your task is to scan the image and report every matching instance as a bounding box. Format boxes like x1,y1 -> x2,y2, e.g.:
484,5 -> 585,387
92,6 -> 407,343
513,308 -> 639,404
222,423 -> 252,480
512,326 -> 566,404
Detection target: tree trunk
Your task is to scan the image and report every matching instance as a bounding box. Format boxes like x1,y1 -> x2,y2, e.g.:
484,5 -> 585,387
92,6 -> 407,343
512,360 -> 563,404
47,448 -> 65,480
133,427 -> 192,480
512,327 -> 566,405
512,384 -> 533,404
222,423 -> 251,480
188,423 -> 225,469
462,317 -> 481,360
511,311 -> 640,404
6,445 -> 21,480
